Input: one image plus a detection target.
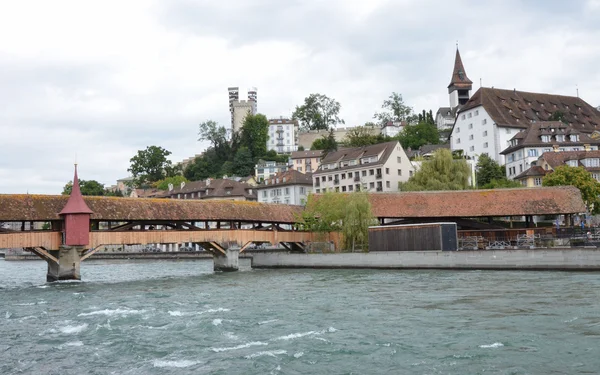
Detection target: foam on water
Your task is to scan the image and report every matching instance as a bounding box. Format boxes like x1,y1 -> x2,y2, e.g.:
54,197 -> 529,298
212,319 -> 223,326
245,350 -> 287,359
59,323 -> 88,334
153,359 -> 200,368
211,341 -> 269,352
258,319 -> 278,325
274,331 -> 317,341
169,307 -> 230,317
78,308 -> 146,317
479,342 -> 504,348
293,352 -> 304,358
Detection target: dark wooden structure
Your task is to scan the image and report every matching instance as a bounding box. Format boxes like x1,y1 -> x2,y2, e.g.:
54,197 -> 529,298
369,223 -> 458,252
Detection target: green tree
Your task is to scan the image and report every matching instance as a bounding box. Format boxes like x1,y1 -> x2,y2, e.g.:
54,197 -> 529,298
311,128 -> 338,154
343,126 -> 391,147
543,165 -> 600,214
396,122 -> 440,150
198,120 -> 233,162
341,192 -> 377,251
476,154 -> 505,187
374,92 -> 414,126
128,146 -> 175,187
154,175 -> 188,191
240,114 -> 269,159
400,149 -> 470,191
232,146 -> 256,177
292,93 -> 344,131
184,149 -> 221,181
62,179 -> 106,196
297,145 -> 305,151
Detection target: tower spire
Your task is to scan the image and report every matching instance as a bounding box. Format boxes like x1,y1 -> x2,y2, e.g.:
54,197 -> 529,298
448,47 -> 473,109
60,164 -> 93,215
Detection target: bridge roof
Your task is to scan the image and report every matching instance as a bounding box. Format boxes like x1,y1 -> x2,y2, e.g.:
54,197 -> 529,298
0,195 -> 302,223
368,186 -> 586,218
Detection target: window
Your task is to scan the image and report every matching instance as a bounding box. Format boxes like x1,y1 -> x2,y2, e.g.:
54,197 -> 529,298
468,113 -> 472,118
362,170 -> 367,176
534,178 -> 542,186
461,114 -> 466,120
456,127 -> 460,133
506,128 -> 511,134
284,188 -> 290,195
483,142 -> 488,148
342,186 -> 347,192
468,123 -> 473,129
298,167 -> 302,172
482,119 -> 487,125
541,135 -> 551,143
315,189 -> 320,193
341,173 -> 346,179
386,181 -> 390,188
409,170 -> 413,177
456,138 -> 461,144
469,134 -> 474,140
386,168 -> 389,174
528,149 -> 538,157
567,160 -> 578,167
483,131 -> 488,137
555,135 -> 565,142
328,175 -> 332,181
369,182 -> 375,189
398,169 -> 402,176
300,187 -> 305,194
262,191 -> 267,198
397,156 -> 402,163
348,172 -> 352,178
570,134 -> 579,142
475,110 -> 479,116
469,146 -> 475,151
348,185 -> 354,191
369,169 -> 374,175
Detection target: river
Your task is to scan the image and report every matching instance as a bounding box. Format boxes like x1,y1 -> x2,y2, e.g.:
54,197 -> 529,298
1,259 -> 599,374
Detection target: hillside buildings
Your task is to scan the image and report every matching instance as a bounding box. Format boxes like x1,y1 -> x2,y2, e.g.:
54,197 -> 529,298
268,118 -> 299,154
312,141 -> 413,193
166,178 -> 257,201
514,150 -> 600,187
445,50 -> 600,165
255,160 -> 289,182
289,150 -> 323,173
256,169 -> 312,205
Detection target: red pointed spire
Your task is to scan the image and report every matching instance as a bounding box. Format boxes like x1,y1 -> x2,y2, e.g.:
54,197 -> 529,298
60,164 -> 93,215
448,48 -> 473,88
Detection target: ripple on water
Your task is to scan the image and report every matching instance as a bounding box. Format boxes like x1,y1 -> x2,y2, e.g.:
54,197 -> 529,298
153,359 -> 201,368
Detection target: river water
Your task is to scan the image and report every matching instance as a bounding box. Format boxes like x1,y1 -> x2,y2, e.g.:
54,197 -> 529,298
1,259 -> 599,374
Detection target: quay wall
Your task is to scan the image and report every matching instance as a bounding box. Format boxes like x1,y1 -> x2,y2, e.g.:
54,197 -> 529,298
251,249 -> 600,271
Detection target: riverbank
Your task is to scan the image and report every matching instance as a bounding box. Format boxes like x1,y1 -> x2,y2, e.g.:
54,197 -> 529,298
251,248 -> 600,271
3,251 -> 254,261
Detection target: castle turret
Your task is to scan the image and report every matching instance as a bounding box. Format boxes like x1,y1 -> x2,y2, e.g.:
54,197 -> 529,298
59,164 -> 93,246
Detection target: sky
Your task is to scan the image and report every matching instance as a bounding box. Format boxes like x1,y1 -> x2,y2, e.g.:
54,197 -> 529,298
1,0 -> 599,194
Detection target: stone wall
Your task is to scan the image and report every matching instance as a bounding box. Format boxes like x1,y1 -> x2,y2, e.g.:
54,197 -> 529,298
251,249 -> 600,270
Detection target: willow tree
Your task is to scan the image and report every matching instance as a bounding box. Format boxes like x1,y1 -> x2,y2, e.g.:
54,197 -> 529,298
400,148 -> 470,191
300,191 -> 375,251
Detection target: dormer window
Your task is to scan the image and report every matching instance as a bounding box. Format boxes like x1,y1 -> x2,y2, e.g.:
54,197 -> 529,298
541,135 -> 551,142
555,135 -> 565,142
567,160 -> 578,167
570,134 -> 579,142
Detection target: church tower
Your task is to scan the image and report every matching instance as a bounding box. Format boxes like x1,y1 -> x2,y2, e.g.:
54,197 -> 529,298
448,48 -> 472,110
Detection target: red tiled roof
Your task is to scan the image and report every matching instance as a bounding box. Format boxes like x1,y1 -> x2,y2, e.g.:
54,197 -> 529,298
500,122 -> 600,155
315,141 -> 399,175
167,179 -> 256,200
540,150 -> 600,169
0,195 -> 299,223
459,88 -> 600,131
368,187 -> 585,218
448,49 -> 473,89
59,165 -> 93,215
259,169 -> 313,188
514,166 -> 547,179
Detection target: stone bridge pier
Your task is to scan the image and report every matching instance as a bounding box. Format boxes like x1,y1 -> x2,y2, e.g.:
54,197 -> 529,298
46,246 -> 86,282
212,246 -> 240,272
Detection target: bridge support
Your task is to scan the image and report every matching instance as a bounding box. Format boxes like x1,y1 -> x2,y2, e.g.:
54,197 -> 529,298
46,245 -> 85,282
213,246 -> 239,272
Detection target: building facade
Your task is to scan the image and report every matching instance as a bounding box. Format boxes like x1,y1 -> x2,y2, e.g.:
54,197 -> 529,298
167,179 -> 257,201
256,169 -> 312,205
268,118 -> 299,154
255,160 -> 289,182
514,150 -> 600,187
312,141 -> 413,193
500,122 -> 600,179
289,150 -> 322,173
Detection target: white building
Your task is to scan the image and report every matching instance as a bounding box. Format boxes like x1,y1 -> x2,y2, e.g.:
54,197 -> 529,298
255,160 -> 289,182
500,122 -> 600,179
447,52 -> 600,165
312,141 -> 414,193
256,169 -> 313,205
380,121 -> 404,138
268,118 -> 299,154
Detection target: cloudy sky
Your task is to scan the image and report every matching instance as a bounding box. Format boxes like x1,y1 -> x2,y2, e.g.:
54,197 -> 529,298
1,0 -> 599,194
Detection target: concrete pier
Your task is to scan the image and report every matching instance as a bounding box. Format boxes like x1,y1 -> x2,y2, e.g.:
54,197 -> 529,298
46,245 -> 84,282
213,246 -> 239,272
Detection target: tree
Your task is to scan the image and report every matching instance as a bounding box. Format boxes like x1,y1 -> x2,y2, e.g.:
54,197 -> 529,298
400,149 -> 470,191
476,154 -> 505,187
311,128 -> 338,154
232,146 -> 255,177
184,149 -> 222,181
396,122 -> 440,150
62,179 -> 106,196
240,114 -> 269,159
198,120 -> 233,162
128,146 -> 175,187
300,192 -> 375,251
154,175 -> 188,191
292,93 -> 344,131
374,92 -> 414,125
543,165 -> 600,214
343,126 -> 391,147
297,145 -> 305,151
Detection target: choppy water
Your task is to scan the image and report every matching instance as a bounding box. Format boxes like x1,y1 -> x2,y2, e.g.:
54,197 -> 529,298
1,259 -> 599,374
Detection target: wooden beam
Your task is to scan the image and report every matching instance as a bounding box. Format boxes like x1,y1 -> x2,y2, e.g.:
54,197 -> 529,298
29,247 -> 58,264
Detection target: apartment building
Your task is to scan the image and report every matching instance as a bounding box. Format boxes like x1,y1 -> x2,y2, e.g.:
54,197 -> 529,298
256,169 -> 313,205
312,141 -> 413,193
289,150 -> 322,173
267,118 -> 299,154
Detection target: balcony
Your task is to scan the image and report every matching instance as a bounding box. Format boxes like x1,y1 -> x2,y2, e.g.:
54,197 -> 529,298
354,176 -> 360,182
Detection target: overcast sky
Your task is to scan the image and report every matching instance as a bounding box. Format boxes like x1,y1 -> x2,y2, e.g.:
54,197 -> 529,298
1,0 -> 599,194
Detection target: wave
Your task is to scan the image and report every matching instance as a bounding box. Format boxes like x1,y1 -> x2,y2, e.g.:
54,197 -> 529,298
274,331 -> 317,341
258,319 -> 278,325
293,352 -> 304,358
59,323 -> 88,334
153,359 -> 200,368
211,341 -> 268,353
212,319 -> 222,326
479,342 -> 504,348
168,308 -> 230,317
245,350 -> 287,359
78,308 -> 146,317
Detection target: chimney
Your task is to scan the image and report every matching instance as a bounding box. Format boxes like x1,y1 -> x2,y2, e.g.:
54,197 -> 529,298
553,144 -> 560,152
206,178 -> 211,186
180,181 -> 185,189
584,144 -> 591,151
168,183 -> 174,191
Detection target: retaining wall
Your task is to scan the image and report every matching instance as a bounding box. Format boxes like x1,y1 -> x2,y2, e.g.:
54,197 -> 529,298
251,249 -> 600,270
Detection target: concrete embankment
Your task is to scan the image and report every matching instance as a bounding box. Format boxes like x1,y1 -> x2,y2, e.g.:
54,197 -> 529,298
4,252 -> 253,261
251,249 -> 600,271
